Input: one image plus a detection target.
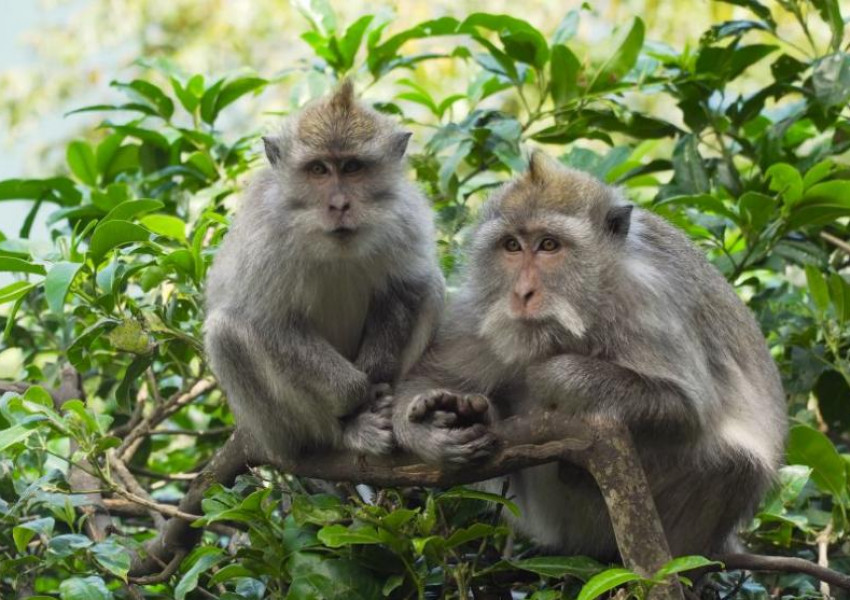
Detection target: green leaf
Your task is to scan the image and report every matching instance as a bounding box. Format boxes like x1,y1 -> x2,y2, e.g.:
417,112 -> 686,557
171,75 -> 204,113
44,262 -> 83,315
317,524 -> 383,547
103,199 -> 164,222
463,13 -> 550,69
672,134 -> 709,194
786,424 -> 847,499
828,273 -> 850,324
140,214 -> 187,242
0,257 -> 45,276
591,18 -> 644,91
805,265 -> 830,313
59,576 -> 112,600
0,176 -> 81,206
200,78 -> 225,125
810,0 -> 844,52
438,486 -> 520,517
293,0 -> 337,35
339,15 -> 374,70
803,161 -> 834,190
738,191 -> 774,230
654,556 -> 720,579
91,540 -> 131,581
765,163 -> 803,205
88,220 -> 150,263
550,44 -> 581,107
715,0 -> 775,27
115,353 -> 155,409
0,422 -> 40,453
175,549 -> 225,600
111,79 -> 174,119
577,567 -> 643,600
0,280 -> 35,305
444,523 -> 496,548
804,180 -> 850,205
215,77 -> 267,115
66,141 -> 98,186
512,556 -> 605,581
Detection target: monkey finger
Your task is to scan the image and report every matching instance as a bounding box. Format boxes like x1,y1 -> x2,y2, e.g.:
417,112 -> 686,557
371,382 -> 393,400
429,410 -> 459,428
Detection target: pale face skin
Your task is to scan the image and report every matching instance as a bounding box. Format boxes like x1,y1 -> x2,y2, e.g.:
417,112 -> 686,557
499,230 -> 565,320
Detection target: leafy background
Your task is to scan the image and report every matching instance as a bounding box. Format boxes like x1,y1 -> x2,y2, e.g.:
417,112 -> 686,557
0,0 -> 849,598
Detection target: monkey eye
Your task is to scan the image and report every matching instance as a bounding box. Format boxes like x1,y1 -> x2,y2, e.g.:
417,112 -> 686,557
503,237 -> 522,253
306,161 -> 329,176
538,237 -> 561,252
341,158 -> 365,174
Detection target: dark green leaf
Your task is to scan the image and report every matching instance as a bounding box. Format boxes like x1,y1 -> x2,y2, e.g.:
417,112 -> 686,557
512,556 -> 605,581
550,44 -> 581,107
591,18 -> 644,91
812,53 -> 850,109
111,79 -> 174,119
175,549 -> 225,600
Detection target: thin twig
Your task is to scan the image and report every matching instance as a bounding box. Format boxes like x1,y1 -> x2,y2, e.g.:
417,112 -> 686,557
111,487 -> 202,521
820,231 -> 850,256
117,378 -> 216,460
108,450 -> 167,529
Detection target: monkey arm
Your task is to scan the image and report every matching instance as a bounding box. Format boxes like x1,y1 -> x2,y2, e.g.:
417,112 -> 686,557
355,276 -> 437,384
526,354 -> 703,434
206,310 -> 370,418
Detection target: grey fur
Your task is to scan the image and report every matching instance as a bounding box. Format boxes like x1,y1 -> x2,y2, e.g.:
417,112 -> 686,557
205,82 -> 444,462
394,152 -> 786,559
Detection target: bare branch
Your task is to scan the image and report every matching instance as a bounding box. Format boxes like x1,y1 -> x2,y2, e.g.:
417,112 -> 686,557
117,378 -> 216,460
710,553 -> 850,591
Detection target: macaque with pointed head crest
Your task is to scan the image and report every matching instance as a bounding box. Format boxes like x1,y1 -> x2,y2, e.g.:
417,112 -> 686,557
205,80 -> 444,462
394,151 -> 786,558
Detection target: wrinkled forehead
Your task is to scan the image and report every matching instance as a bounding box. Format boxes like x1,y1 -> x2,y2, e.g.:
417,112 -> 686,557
295,102 -> 382,153
473,206 -> 595,248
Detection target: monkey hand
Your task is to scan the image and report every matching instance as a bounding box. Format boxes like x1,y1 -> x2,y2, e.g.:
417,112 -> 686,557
341,392 -> 394,456
402,390 -> 498,467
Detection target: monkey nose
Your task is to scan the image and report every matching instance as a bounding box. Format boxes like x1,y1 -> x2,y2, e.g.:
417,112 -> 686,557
329,196 -> 350,213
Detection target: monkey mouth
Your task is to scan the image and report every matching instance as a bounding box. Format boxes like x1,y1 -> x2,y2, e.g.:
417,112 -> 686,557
328,226 -> 358,238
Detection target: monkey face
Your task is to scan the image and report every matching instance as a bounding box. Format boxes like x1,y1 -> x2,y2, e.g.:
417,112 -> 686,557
260,82 -> 414,259
466,152 -> 632,365
471,214 -> 594,364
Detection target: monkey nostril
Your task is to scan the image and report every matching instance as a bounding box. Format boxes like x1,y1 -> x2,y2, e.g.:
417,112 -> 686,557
523,289 -> 535,304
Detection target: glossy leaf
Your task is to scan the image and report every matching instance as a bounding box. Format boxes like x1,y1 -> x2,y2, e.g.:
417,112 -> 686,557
88,220 -> 150,263
577,568 -> 643,600
44,262 -> 83,315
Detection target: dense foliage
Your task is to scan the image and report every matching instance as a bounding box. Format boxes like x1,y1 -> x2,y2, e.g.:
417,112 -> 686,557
0,0 -> 849,598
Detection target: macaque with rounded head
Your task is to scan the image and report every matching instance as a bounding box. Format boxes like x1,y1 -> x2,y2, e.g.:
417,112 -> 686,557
204,80 -> 444,462
394,151 -> 787,558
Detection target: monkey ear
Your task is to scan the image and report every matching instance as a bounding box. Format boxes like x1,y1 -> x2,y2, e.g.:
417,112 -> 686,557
527,150 -> 559,184
263,136 -> 282,166
330,78 -> 355,110
390,131 -> 413,159
605,205 -> 633,239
